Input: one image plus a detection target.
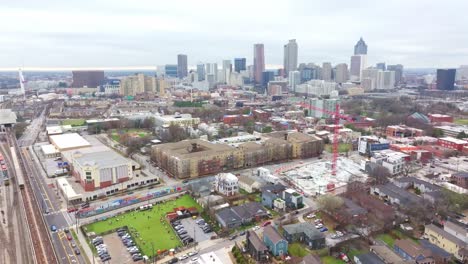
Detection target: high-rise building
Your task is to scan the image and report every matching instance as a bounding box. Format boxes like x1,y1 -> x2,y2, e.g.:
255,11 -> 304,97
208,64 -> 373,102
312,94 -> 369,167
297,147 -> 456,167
361,68 -> 380,90
222,60 -> 232,84
354,37 -> 368,55
262,71 -> 274,88
120,73 -> 156,96
436,69 -> 456,90
376,62 -> 386,71
253,44 -> 265,84
288,71 -> 301,92
206,63 -> 218,82
321,62 -> 332,81
334,63 -> 349,83
177,54 -> 188,78
197,64 -> 205,81
72,70 -> 105,88
283,39 -> 298,76
306,98 -> 339,118
164,65 -> 178,78
457,65 -> 468,81
387,64 -> 404,84
234,58 -> 246,73
350,55 -> 367,82
377,71 -> 396,90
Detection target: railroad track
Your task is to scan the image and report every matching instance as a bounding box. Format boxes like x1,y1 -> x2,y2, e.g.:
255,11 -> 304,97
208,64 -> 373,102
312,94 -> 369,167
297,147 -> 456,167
6,133 -> 58,264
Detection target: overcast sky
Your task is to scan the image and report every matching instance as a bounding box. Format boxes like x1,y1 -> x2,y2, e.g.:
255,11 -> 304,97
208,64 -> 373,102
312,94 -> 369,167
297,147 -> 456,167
1,0 -> 467,70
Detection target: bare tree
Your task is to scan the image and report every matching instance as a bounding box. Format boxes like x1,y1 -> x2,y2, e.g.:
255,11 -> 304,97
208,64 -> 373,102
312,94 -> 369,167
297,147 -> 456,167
317,195 -> 344,213
369,165 -> 391,185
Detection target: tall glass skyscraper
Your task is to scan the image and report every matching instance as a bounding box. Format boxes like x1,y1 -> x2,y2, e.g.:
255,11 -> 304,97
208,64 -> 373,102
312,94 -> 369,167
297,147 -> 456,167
283,39 -> 298,76
177,54 -> 188,78
234,58 -> 246,73
253,44 -> 265,84
436,69 -> 456,90
354,37 -> 368,55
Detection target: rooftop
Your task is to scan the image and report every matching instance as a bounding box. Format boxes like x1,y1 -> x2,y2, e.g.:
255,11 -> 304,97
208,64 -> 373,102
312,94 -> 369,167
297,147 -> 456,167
0,109 -> 17,125
263,225 -> 284,244
425,224 -> 466,246
153,139 -> 236,158
49,133 -> 91,150
439,137 -> 468,145
73,150 -> 130,168
283,222 -> 325,240
247,231 -> 267,251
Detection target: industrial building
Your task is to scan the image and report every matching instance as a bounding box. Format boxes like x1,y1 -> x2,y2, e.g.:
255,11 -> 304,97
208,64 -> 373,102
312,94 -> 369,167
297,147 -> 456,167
49,133 -> 92,151
154,113 -> 200,128
152,132 -> 323,179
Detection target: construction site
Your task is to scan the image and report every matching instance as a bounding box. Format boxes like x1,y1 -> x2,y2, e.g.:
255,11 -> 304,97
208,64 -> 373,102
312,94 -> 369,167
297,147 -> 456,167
283,156 -> 367,196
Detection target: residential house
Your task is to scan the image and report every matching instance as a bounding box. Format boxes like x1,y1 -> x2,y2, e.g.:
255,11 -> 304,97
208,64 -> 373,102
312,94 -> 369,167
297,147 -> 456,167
246,230 -> 268,262
215,207 -> 242,229
354,252 -> 385,264
282,188 -> 304,209
215,202 -> 267,229
215,173 -> 239,196
263,225 -> 288,257
394,177 -> 441,194
424,224 -> 467,261
394,239 -> 435,264
282,222 -> 326,250
419,240 -> 452,264
261,184 -> 286,208
370,245 -> 411,264
370,183 -> 423,206
238,175 -> 263,193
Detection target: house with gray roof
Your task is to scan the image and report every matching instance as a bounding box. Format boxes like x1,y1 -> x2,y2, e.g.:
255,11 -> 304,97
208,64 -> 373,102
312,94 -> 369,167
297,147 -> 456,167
215,207 -> 242,229
215,202 -> 267,229
263,225 -> 288,257
246,231 -> 268,261
282,222 -> 325,250
370,182 -> 423,206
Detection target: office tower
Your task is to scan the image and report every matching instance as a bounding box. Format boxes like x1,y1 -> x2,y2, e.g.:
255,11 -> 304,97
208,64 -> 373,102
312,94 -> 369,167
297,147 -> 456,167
321,62 -> 332,81
262,71 -> 274,87
376,62 -> 386,71
354,37 -> 368,55
234,58 -> 246,73
120,73 -> 156,96
436,69 -> 456,90
387,64 -> 404,84
222,60 -> 232,84
206,63 -> 218,82
350,55 -> 367,82
334,63 -> 349,83
197,64 -> 205,81
164,65 -> 178,78
376,71 -> 396,90
253,44 -> 265,84
361,68 -> 380,90
288,71 -> 301,92
177,54 -> 188,78
72,70 -> 105,88
283,39 -> 298,76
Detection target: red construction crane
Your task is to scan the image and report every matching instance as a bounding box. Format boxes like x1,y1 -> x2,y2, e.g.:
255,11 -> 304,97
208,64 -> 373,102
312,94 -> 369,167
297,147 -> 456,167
298,100 -> 351,176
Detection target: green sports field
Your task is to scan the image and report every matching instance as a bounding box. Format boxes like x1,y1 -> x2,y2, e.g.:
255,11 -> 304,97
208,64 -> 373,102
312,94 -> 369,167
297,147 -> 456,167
84,195 -> 203,257
62,118 -> 86,127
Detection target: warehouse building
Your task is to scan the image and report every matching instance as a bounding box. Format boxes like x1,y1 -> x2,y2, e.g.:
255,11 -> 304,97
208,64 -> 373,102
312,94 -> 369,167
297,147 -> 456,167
49,133 -> 91,151
71,150 -> 134,191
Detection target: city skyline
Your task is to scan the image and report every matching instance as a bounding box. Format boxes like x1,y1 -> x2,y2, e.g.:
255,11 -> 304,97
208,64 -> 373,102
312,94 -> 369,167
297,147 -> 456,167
1,0 -> 468,69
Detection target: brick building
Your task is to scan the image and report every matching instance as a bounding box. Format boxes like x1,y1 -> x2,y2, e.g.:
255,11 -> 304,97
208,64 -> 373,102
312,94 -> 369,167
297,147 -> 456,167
437,137 -> 468,151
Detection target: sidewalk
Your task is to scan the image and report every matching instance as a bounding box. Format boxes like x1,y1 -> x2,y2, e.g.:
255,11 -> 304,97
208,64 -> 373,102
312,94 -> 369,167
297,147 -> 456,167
74,225 -> 97,264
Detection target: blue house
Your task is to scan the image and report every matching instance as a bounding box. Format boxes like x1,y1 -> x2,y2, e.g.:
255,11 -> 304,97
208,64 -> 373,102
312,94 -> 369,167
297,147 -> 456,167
261,184 -> 286,208
394,239 -> 434,264
263,225 -> 288,257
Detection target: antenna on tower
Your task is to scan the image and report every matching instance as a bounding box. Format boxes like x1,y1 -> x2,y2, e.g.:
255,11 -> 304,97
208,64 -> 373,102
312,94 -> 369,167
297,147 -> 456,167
18,68 -> 26,99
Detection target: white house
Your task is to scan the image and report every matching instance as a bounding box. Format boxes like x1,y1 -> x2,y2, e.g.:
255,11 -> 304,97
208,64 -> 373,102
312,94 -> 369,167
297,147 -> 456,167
254,167 -> 280,184
238,175 -> 263,193
215,173 -> 239,196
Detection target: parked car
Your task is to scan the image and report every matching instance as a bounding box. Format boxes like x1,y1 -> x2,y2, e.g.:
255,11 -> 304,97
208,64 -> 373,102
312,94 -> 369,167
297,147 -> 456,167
229,235 -> 237,240
319,227 -> 328,232
306,214 -> 316,219
178,254 -> 188,260
74,248 -> 80,255
188,252 -> 198,257
67,234 -> 72,241
239,231 -> 246,236
169,257 -> 179,263
261,221 -> 271,227
50,225 -> 57,232
315,223 -> 323,229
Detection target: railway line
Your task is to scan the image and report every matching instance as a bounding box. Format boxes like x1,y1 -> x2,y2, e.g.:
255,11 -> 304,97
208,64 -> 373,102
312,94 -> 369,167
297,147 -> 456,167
6,132 -> 58,264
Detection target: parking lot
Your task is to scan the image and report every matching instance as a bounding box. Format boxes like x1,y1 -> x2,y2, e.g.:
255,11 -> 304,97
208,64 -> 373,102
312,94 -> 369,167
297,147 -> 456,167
179,218 -> 214,243
102,233 -> 143,263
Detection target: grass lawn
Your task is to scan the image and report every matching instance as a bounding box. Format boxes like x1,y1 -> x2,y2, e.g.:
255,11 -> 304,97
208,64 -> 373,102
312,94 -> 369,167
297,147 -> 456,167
454,119 -> 468,125
62,118 -> 86,127
321,256 -> 345,264
109,128 -> 151,142
376,233 -> 396,247
84,195 -> 202,257
289,243 -> 310,257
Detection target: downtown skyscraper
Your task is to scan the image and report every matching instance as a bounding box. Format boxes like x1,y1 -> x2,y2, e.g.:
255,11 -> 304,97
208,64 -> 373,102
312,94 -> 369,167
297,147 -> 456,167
234,58 -> 246,73
253,44 -> 265,84
354,37 -> 368,55
177,54 -> 188,78
283,39 -> 298,76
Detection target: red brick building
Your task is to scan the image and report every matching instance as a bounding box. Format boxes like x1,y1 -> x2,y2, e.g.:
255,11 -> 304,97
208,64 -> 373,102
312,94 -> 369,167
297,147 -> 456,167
452,172 -> 468,189
428,114 -> 453,123
386,125 -> 424,138
437,137 -> 468,151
